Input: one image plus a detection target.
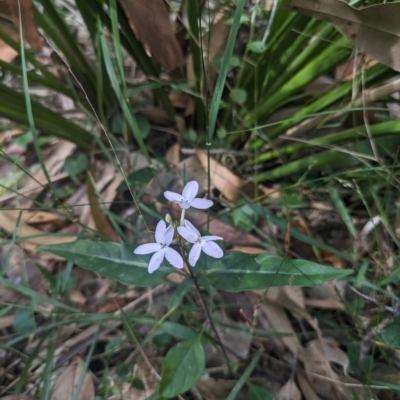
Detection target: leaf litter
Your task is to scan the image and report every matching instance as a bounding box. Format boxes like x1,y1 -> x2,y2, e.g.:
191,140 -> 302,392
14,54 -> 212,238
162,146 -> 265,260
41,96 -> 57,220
1,0 -> 400,399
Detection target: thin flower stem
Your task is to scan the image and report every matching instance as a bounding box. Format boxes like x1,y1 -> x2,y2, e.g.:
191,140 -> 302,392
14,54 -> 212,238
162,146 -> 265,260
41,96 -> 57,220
186,261 -> 235,376
180,209 -> 185,225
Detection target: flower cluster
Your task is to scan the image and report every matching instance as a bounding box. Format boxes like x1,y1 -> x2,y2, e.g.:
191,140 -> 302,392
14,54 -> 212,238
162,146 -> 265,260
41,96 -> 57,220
134,181 -> 223,273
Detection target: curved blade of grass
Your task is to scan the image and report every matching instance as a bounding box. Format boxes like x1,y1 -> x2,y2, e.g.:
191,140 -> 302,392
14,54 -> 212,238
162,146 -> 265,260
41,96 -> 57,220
247,63 -> 391,150
18,1 -> 54,192
208,0 -> 245,143
247,119 -> 400,165
98,21 -> 150,163
329,187 -> 357,238
0,276 -> 77,312
226,350 -> 262,400
0,83 -> 94,149
35,0 -> 97,96
253,133 -> 400,181
247,37 -> 351,122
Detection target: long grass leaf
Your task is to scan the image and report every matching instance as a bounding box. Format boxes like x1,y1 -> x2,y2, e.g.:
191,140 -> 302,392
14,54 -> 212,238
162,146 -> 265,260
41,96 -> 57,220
208,0 -> 245,144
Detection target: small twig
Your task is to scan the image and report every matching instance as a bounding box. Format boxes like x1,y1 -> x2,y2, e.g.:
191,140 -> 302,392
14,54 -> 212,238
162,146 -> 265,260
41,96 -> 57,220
349,285 -> 394,314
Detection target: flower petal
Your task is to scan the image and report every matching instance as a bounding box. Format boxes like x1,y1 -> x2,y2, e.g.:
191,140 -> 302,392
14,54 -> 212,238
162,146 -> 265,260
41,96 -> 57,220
134,242 -> 161,254
182,181 -> 199,201
183,219 -> 201,237
163,225 -> 175,246
202,241 -> 223,259
177,226 -> 197,243
202,235 -> 223,242
189,198 -> 213,209
165,247 -> 184,269
155,220 -> 167,244
188,243 -> 202,267
148,250 -> 165,273
164,191 -> 183,203
179,201 -> 191,209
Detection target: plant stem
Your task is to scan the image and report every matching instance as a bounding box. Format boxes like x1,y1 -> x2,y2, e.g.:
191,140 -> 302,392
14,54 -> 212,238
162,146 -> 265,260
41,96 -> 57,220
187,266 -> 235,375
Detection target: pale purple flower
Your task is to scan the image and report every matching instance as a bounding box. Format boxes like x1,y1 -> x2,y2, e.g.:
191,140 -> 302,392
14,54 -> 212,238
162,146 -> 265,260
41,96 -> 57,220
164,181 -> 213,210
134,220 -> 183,274
177,219 -> 223,267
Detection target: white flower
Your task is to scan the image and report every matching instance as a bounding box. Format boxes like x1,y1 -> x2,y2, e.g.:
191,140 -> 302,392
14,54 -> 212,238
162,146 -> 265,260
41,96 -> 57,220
177,219 -> 223,267
134,220 -> 183,274
164,181 -> 213,210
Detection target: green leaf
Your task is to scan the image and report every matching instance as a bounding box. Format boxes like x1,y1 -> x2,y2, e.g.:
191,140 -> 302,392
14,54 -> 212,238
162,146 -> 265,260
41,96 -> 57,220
328,187 -> 357,238
381,317 -> 400,349
38,240 -> 170,287
247,41 -> 266,53
159,335 -> 205,398
13,309 -> 36,333
64,154 -> 89,176
247,383 -> 274,400
230,88 -> 248,104
203,252 -> 352,292
232,203 -> 257,232
117,167 -> 158,192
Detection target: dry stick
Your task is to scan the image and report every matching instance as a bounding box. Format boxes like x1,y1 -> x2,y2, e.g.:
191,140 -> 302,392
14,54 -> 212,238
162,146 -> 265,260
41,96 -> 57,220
186,265 -> 236,376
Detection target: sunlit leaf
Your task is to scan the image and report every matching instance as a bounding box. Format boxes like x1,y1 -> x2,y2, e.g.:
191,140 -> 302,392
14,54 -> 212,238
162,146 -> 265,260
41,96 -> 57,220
203,252 -> 352,292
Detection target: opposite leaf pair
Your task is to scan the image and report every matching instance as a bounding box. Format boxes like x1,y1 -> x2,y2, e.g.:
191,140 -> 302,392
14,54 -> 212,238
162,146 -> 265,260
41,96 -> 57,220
134,181 -> 224,273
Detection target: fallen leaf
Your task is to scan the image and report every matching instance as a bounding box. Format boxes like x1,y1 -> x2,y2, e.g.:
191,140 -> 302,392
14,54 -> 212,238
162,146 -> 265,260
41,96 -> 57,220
0,21 -> 18,62
203,311 -> 251,366
320,338 -> 349,375
296,371 -> 321,400
117,0 -> 183,70
260,302 -> 302,356
196,377 -> 243,400
3,0 -> 42,50
286,0 -> 400,72
275,379 -> 301,400
196,148 -> 242,203
50,357 -> 95,400
302,339 -> 350,400
0,210 -> 76,246
0,396 -> 36,400
137,107 -> 170,125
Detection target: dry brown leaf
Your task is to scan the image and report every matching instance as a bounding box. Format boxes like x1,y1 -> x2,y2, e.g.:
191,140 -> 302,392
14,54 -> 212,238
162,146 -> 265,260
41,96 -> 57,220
296,371 -> 321,400
117,0 -> 183,70
2,0 -> 42,50
0,210 -> 76,246
229,245 -> 266,254
0,396 -> 36,400
286,0 -> 400,72
50,357 -> 95,400
275,379 -> 301,400
203,311 -> 251,366
320,338 -> 349,375
0,21 -> 18,62
196,377 -> 244,400
260,302 -> 302,356
0,315 -> 13,330
87,169 -> 119,241
196,148 -> 242,203
138,107 -> 170,125
16,210 -> 61,225
165,143 -> 180,166
302,339 -> 350,400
